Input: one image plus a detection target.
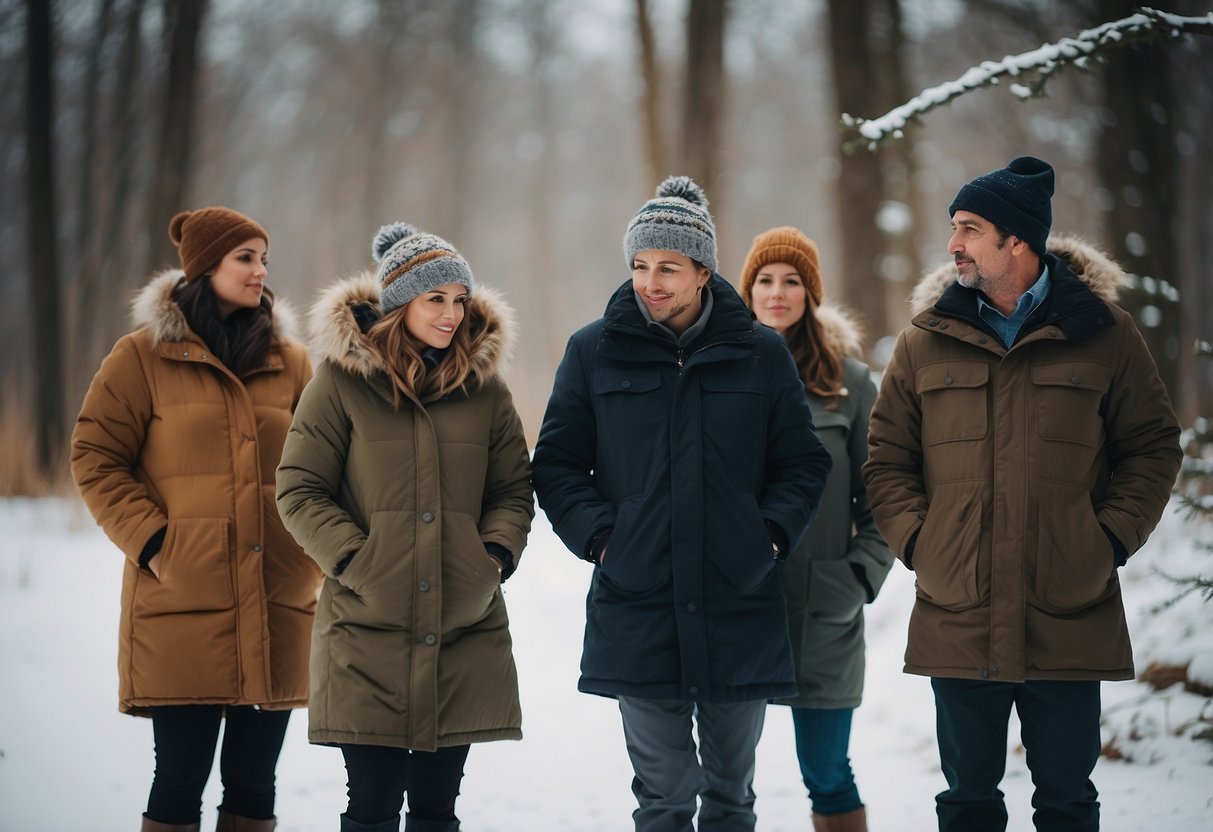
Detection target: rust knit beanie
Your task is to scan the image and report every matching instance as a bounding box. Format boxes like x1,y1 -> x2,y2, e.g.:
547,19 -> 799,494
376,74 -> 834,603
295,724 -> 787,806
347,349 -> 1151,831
738,226 -> 823,308
168,206 -> 268,283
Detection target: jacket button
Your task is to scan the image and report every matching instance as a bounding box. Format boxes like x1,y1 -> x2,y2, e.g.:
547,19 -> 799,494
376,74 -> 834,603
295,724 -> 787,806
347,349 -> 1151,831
621,380 -> 632,389
927,319 -> 939,326
980,669 -> 990,679
201,354 -> 208,360
688,685 -> 699,696
990,666 -> 1000,676
252,545 -> 262,553
944,376 -> 953,385
422,512 -> 434,523
182,351 -> 189,357
1071,376 -> 1080,385
686,602 -> 697,614
419,580 -> 430,592
977,336 -> 988,344
424,634 -> 437,646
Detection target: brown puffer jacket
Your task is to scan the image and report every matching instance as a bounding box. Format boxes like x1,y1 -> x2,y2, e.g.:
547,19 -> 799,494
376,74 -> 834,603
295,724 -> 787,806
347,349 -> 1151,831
71,270 -> 321,715
864,236 -> 1182,682
276,273 -> 534,752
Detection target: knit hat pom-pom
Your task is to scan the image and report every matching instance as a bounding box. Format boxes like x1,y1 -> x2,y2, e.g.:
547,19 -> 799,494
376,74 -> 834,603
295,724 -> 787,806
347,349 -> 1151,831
656,175 -> 708,210
371,221 -> 419,264
167,211 -> 191,246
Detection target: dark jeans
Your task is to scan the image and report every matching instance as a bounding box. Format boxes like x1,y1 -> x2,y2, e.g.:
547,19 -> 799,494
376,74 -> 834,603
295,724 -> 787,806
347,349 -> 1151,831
617,696 -> 767,832
931,678 -> 1101,832
340,743 -> 471,826
147,705 -> 291,824
790,707 -> 862,816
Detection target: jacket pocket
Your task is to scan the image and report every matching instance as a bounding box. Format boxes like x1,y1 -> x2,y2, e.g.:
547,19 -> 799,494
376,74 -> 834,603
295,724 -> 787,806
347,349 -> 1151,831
912,482 -> 984,611
1032,481 -> 1117,613
807,558 -> 866,624
592,367 -> 666,431
705,488 -> 777,594
134,517 -> 233,614
917,361 -> 989,445
444,511 -> 501,629
1032,362 -> 1112,448
599,494 -> 672,594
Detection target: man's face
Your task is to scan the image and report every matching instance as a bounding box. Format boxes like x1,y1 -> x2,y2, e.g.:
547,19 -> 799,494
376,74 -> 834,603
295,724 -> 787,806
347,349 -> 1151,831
631,249 -> 710,333
948,210 -> 1013,295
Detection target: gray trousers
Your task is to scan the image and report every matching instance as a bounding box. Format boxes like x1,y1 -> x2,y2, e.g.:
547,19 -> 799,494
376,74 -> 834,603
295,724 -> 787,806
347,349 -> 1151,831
617,696 -> 767,832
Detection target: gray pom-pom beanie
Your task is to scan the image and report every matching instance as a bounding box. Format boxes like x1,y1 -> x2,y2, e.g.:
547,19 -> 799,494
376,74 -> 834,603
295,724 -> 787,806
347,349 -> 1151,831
949,156 -> 1054,256
623,175 -> 717,272
371,221 -> 475,314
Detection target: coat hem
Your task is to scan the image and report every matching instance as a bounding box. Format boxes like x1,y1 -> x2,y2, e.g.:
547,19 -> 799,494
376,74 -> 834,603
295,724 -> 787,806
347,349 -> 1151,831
579,677 -> 797,703
308,727 -> 522,751
903,664 -> 1134,682
121,695 -> 308,717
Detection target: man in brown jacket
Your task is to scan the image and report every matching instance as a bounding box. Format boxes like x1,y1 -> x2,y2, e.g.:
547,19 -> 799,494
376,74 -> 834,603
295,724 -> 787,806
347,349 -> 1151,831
864,156 -> 1182,832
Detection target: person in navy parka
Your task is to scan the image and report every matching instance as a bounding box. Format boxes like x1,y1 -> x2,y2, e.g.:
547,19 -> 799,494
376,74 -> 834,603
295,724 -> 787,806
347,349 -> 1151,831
533,175 -> 833,832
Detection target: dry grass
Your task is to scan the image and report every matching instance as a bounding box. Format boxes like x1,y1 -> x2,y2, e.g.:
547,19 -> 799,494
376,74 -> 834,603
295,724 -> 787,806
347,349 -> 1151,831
0,396 -> 71,497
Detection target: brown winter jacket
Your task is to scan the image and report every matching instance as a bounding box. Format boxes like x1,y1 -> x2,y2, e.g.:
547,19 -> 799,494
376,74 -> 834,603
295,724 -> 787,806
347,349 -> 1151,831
275,273 -> 534,752
71,270 -> 320,715
864,237 -> 1182,682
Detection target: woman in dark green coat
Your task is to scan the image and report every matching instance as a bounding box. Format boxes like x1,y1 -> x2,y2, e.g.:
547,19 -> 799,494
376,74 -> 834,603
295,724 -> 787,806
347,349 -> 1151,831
739,227 -> 894,832
276,222 -> 534,832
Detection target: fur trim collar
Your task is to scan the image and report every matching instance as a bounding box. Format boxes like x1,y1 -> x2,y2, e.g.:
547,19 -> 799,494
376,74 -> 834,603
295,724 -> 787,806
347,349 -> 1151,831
814,304 -> 863,357
308,270 -> 515,384
909,234 -> 1127,317
130,269 -> 300,347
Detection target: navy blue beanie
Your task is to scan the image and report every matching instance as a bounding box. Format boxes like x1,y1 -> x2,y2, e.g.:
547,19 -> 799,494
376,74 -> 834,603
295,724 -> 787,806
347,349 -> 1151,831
949,156 -> 1055,256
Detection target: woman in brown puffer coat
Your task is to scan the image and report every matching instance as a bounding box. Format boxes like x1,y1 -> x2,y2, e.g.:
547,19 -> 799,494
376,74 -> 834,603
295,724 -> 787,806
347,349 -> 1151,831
71,207 -> 322,832
275,221 -> 534,832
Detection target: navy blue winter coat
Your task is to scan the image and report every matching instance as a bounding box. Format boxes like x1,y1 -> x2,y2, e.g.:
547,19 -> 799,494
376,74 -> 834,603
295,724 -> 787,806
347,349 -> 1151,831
533,275 -> 832,703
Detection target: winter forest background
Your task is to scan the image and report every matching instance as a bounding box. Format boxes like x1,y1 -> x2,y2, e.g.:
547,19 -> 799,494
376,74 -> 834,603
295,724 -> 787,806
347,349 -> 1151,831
2,0 -> 1212,829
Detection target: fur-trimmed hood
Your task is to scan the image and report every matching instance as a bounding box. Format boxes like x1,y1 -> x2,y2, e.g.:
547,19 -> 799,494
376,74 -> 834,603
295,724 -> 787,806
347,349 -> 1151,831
130,268 -> 301,347
814,303 -> 864,358
308,270 -> 515,384
909,234 -> 1128,317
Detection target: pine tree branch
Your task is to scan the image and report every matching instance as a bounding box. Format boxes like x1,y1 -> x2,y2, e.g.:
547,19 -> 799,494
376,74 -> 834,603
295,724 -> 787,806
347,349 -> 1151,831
841,7 -> 1213,153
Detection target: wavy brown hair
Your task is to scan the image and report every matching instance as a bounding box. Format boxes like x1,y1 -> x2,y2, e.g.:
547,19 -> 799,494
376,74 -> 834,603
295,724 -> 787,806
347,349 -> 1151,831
366,302 -> 488,407
784,305 -> 846,409
172,276 -> 276,377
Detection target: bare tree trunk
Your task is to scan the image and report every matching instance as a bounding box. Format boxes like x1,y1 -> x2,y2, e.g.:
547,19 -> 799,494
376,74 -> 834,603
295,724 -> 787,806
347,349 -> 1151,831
76,0 -> 148,358
144,0 -> 209,276
74,0 -> 115,263
870,0 -> 923,338
24,0 -> 66,475
1093,0 -> 1182,410
682,0 -> 726,198
434,0 -> 481,242
635,0 -> 665,189
826,0 -> 889,344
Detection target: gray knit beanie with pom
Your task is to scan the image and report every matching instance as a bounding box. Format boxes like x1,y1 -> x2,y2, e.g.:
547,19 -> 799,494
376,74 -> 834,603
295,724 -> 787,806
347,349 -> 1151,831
372,221 -> 475,314
623,175 -> 717,272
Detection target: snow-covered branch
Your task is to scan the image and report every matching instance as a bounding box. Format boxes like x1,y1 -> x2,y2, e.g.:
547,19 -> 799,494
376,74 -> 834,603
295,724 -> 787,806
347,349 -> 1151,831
841,7 -> 1213,153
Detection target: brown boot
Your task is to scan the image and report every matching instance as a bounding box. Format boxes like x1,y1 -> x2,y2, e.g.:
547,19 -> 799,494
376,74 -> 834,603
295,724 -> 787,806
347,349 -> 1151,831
141,815 -> 201,832
812,806 -> 868,832
215,809 -> 277,831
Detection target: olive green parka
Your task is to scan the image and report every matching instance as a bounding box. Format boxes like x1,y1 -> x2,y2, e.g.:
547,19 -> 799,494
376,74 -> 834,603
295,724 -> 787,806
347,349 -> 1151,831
864,236 -> 1182,683
276,273 -> 534,751
71,270 -> 320,715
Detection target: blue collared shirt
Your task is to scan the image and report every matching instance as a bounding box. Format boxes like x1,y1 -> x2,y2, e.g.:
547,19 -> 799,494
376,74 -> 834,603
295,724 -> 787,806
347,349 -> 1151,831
977,264 -> 1051,348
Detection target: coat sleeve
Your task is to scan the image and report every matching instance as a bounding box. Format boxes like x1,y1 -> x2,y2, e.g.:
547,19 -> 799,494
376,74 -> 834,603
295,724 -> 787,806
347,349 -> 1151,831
478,378 -> 536,569
275,363 -> 366,578
863,329 -> 927,567
844,365 -> 895,600
1095,314 -> 1183,558
70,335 -> 168,565
759,342 -> 833,552
532,331 -> 617,561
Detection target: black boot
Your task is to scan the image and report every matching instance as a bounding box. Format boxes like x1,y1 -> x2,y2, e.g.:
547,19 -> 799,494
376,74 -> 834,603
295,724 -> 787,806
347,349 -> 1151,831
339,813 -> 400,832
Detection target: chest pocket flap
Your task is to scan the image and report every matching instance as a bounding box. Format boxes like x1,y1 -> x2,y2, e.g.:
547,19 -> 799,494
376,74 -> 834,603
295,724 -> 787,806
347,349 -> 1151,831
592,367 -> 662,395
916,361 -> 989,445
1030,361 -> 1112,392
1032,361 -> 1112,447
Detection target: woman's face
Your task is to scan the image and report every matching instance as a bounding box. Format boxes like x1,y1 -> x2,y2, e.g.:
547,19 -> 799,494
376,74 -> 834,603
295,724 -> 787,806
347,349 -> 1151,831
749,261 -> 807,336
631,249 -> 711,335
404,283 -> 468,349
209,237 -> 268,319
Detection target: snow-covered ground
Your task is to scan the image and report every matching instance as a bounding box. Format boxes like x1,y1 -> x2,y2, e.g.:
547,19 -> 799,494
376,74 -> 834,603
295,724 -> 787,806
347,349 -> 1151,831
1,497 -> 1209,831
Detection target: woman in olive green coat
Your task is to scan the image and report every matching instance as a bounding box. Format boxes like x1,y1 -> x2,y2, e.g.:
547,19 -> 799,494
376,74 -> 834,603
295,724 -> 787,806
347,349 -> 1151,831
739,227 -> 894,832
276,222 -> 533,832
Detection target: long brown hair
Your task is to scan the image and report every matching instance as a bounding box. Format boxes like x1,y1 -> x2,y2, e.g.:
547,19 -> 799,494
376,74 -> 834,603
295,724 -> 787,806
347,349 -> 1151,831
783,304 -> 846,408
366,302 -> 486,407
172,276 -> 276,377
